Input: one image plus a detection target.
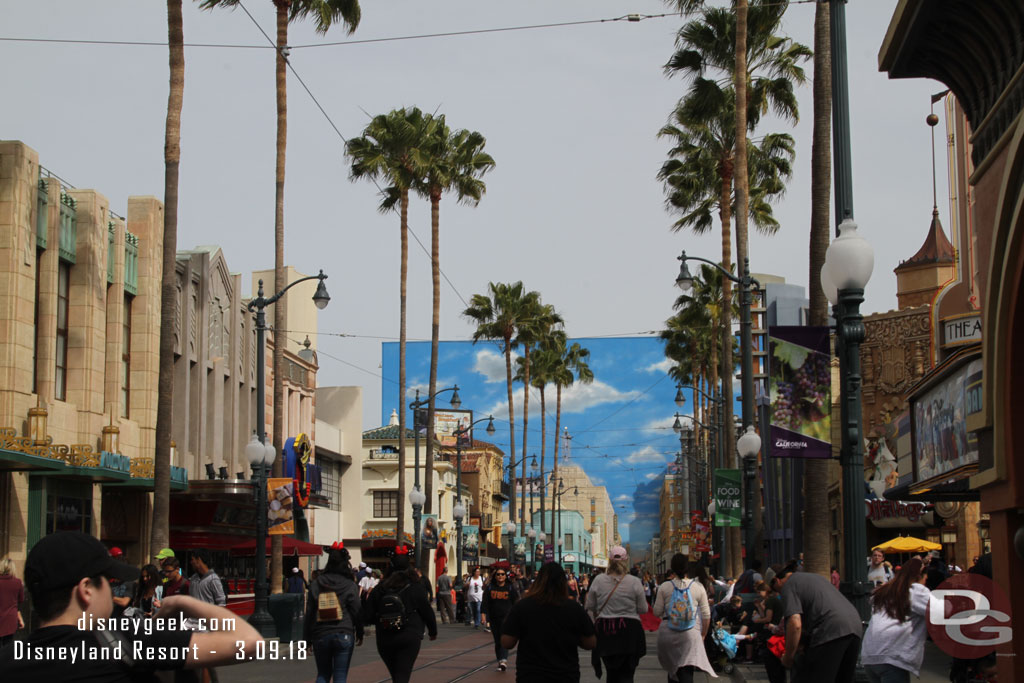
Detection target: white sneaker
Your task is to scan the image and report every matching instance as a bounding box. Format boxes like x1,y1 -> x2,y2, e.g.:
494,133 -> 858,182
498,660 -> 507,671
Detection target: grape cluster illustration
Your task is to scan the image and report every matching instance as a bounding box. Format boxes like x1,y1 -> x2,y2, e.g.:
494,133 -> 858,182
771,347 -> 830,432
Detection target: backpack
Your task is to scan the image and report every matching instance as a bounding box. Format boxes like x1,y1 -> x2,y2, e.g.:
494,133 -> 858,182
316,587 -> 342,623
665,579 -> 698,632
377,586 -> 409,631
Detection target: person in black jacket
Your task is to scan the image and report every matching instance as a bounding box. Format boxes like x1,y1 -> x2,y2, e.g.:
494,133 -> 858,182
363,546 -> 437,683
481,567 -> 520,670
304,546 -> 363,683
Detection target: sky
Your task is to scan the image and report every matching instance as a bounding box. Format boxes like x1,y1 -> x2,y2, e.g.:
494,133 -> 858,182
3,2 -> 950,540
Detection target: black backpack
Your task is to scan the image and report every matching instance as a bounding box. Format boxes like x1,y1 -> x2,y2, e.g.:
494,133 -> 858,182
377,585 -> 409,631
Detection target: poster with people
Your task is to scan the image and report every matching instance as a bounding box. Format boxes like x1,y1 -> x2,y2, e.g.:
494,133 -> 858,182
462,524 -> 480,561
434,409 -> 473,447
912,357 -> 980,481
420,514 -> 439,550
691,513 -> 712,552
768,325 -> 832,458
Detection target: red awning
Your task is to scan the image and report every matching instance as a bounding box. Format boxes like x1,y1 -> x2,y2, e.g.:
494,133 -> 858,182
229,537 -> 324,557
169,531 -> 249,551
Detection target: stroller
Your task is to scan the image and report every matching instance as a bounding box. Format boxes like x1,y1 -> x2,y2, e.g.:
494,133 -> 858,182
704,626 -> 739,674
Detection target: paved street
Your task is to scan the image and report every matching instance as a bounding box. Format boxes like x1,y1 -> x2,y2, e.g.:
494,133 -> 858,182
216,622 -> 958,682
216,623 -> 737,682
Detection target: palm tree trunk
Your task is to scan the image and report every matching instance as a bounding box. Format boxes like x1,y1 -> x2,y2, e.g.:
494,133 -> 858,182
425,192 -> 441,516
397,188 -> 409,544
270,0 -> 289,596
804,0 -> 833,578
520,345 -> 530,534
504,336 -> 516,526
734,0 -> 750,273
538,385 -> 546,531
152,0 -> 184,555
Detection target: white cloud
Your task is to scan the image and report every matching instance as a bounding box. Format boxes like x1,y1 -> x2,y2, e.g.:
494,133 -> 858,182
644,415 -> 678,431
615,493 -> 632,502
645,358 -> 674,374
485,379 -> 642,422
611,458 -> 624,467
473,349 -> 518,384
590,476 -> 604,485
627,446 -> 668,464
644,472 -> 659,480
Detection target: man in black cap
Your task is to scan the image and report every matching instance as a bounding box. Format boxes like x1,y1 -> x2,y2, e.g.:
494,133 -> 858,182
0,531 -> 262,682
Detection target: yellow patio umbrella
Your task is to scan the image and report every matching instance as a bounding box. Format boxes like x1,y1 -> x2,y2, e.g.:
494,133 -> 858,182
872,536 -> 941,554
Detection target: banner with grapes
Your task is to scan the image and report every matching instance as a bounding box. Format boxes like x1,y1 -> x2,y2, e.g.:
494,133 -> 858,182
768,326 -> 832,458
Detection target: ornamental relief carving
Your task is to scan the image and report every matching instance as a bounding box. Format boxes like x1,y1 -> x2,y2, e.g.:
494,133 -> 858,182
861,310 -> 931,401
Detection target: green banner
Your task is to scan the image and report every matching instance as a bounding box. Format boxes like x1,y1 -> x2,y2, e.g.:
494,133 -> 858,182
714,469 -> 742,527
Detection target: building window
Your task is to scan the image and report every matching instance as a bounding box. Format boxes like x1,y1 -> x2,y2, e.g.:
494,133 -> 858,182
373,491 -> 398,518
55,261 -> 70,401
46,495 -> 92,535
320,458 -> 340,509
121,294 -> 133,417
564,534 -> 574,551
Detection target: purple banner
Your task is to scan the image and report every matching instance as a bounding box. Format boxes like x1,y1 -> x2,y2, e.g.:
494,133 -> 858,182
768,326 -> 832,458
543,544 -> 554,563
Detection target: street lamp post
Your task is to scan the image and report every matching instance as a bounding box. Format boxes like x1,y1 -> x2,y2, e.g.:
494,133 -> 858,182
551,477 -> 577,564
245,270 -> 330,637
678,252 -> 761,570
410,385 -> 462,567
821,219 -> 874,622
505,519 -> 517,565
527,527 -> 536,571
452,415 -> 496,583
738,426 -> 762,570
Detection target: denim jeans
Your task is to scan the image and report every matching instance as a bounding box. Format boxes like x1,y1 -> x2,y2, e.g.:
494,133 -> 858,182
864,663 -> 910,683
313,632 -> 355,683
469,600 -> 482,627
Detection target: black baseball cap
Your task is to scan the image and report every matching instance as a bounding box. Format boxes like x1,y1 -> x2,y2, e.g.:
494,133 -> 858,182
25,531 -> 140,592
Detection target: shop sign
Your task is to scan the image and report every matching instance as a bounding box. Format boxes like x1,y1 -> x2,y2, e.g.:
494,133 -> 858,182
433,409 -> 473,447
865,499 -> 934,528
360,528 -> 415,544
941,314 -> 982,348
912,358 -> 981,482
713,469 -> 742,527
768,326 -> 832,458
563,554 -> 577,562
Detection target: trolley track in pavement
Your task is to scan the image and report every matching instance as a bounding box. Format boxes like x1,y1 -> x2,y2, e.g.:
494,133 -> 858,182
370,640 -> 499,683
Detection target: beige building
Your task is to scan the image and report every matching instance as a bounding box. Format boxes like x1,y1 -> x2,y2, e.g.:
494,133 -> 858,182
440,439 -> 506,554
311,386 -> 364,564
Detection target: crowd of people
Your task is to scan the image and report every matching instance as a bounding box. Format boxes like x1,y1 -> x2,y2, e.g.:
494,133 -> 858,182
0,535 -> 996,683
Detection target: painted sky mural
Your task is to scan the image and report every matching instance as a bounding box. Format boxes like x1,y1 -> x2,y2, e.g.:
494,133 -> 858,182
380,337 -> 740,545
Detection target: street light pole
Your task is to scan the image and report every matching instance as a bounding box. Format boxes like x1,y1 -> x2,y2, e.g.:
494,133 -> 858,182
821,219 -> 874,623
452,416 -> 495,582
246,271 -> 330,638
410,385 -> 462,567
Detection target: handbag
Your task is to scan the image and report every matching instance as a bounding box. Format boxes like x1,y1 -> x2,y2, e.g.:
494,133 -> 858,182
595,576 -> 625,618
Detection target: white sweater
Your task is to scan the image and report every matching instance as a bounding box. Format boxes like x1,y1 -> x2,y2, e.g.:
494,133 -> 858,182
860,583 -> 932,675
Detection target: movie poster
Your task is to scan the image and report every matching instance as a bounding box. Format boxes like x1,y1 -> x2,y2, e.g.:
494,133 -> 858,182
768,326 -> 832,458
434,409 -> 473,448
420,514 -> 439,550
513,536 -> 527,564
691,513 -> 712,552
462,524 -> 480,561
912,358 -> 981,481
266,477 -> 294,535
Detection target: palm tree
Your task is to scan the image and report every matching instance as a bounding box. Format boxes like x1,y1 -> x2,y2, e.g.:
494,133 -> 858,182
516,327 -> 566,535
463,282 -> 541,527
550,340 -> 593,538
804,0 -> 832,578
202,0 -> 360,596
152,0 -> 185,555
513,302 -> 563,531
346,106 -> 435,544
416,122 -> 495,514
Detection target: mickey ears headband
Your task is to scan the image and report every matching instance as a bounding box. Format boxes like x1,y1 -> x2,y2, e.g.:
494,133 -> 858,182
395,544 -> 409,556
331,541 -> 344,550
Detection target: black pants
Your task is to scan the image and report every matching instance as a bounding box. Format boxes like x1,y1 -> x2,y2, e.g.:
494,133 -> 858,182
764,652 -> 787,683
673,665 -> 697,683
602,654 -> 640,683
376,630 -> 422,683
793,634 -> 860,683
490,614 -> 508,661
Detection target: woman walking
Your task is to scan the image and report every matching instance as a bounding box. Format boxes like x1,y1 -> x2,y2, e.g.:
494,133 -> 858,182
501,562 -> 596,682
584,546 -> 648,683
0,557 -> 24,648
304,545 -> 362,683
654,553 -> 715,682
467,567 -> 485,628
132,564 -> 162,617
860,558 -> 932,683
481,567 -> 520,671
364,546 -> 437,683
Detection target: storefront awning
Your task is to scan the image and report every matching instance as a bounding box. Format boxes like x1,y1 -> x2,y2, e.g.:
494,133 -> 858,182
229,537 -> 324,557
883,476 -> 977,502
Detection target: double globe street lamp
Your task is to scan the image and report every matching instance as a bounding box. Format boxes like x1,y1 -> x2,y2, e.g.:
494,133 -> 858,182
452,415 -> 496,584
820,218 -> 875,621
409,385 -> 462,567
245,270 -> 330,637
